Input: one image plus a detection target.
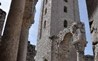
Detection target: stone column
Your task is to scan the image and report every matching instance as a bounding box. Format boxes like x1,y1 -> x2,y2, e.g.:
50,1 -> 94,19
17,0 -> 37,61
17,23 -> 29,61
0,0 -> 26,61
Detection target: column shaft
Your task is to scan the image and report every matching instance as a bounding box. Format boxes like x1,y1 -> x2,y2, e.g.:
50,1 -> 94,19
17,24 -> 29,61
17,0 -> 36,61
0,0 -> 26,61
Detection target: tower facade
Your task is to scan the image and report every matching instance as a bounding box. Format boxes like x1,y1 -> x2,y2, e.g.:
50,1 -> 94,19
35,0 -> 80,61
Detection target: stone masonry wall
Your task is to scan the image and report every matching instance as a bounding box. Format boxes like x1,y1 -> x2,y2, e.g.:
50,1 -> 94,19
26,41 -> 36,61
85,55 -> 94,61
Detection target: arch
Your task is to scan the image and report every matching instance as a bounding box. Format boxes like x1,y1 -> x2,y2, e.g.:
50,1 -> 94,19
59,32 -> 77,61
64,0 -> 68,2
62,32 -> 72,42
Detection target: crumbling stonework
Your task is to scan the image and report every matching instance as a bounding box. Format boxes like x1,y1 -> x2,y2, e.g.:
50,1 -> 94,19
26,41 -> 36,61
70,22 -> 87,61
51,28 -> 77,61
51,22 -> 87,61
35,0 -> 81,61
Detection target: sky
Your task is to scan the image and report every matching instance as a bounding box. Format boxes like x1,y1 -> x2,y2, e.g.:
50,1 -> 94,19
0,0 -> 93,55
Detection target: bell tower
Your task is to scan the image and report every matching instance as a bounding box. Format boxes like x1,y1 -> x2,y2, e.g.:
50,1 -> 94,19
35,0 -> 80,61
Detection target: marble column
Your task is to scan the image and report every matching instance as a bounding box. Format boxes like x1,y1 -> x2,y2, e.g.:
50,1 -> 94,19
17,0 -> 37,61
0,0 -> 26,61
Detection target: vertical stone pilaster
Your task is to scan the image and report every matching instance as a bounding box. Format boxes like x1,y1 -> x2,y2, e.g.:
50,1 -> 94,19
17,24 -> 29,61
0,0 -> 26,61
17,0 -> 37,61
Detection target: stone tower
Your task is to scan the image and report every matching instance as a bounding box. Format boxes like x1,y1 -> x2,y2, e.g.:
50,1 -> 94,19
35,0 -> 80,61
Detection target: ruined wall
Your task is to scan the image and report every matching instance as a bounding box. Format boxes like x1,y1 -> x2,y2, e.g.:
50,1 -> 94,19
36,0 -> 80,61
51,29 -> 77,61
26,41 -> 36,61
17,0 -> 38,61
85,55 -> 94,61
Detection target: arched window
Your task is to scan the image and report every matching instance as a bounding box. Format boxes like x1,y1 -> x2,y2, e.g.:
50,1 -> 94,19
44,21 -> 46,28
44,59 -> 48,61
45,8 -> 47,15
64,20 -> 67,28
64,6 -> 67,13
45,0 -> 48,4
64,0 -> 68,2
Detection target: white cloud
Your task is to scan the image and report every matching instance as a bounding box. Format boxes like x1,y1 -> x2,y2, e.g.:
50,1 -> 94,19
0,0 -> 11,13
28,0 -> 42,45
